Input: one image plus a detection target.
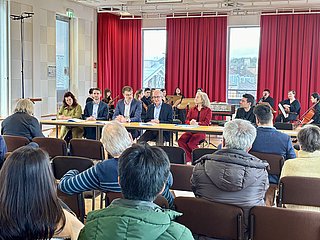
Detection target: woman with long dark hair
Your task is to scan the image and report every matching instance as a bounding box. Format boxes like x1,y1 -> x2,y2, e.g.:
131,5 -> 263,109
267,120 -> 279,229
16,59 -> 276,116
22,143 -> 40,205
58,91 -> 83,139
173,87 -> 186,123
0,146 -> 83,239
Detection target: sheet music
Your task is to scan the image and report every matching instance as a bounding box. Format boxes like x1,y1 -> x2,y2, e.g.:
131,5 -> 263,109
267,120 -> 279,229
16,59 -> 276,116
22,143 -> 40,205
278,103 -> 289,118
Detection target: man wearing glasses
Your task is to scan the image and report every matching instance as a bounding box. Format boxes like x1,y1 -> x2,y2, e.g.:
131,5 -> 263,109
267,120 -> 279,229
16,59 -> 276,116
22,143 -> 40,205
113,86 -> 142,139
138,89 -> 173,144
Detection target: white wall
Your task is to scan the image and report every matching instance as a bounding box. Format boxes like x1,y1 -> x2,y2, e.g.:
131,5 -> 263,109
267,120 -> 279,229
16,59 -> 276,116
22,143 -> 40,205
9,0 -> 97,117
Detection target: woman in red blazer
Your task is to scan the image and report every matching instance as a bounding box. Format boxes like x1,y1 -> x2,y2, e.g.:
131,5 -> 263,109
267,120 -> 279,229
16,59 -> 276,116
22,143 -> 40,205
178,92 -> 212,162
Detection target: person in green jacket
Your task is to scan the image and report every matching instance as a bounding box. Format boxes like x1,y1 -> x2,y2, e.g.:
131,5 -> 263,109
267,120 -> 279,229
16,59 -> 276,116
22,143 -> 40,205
57,91 -> 83,139
78,144 -> 194,240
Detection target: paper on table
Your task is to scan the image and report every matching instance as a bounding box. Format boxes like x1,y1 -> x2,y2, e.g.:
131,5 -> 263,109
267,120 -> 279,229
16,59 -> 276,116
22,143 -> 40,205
175,124 -> 198,128
68,118 -> 85,122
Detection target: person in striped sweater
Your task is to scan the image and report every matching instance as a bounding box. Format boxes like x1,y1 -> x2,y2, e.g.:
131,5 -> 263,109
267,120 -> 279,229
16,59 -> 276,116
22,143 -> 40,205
58,121 -> 174,208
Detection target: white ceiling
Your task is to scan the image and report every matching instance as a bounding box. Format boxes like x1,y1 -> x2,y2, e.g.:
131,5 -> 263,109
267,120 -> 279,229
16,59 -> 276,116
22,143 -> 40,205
70,0 -> 320,18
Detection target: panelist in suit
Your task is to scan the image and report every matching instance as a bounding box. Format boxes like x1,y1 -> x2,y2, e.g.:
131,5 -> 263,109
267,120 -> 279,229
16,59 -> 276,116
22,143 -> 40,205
83,88 -> 109,139
138,89 -> 173,144
113,86 -> 142,139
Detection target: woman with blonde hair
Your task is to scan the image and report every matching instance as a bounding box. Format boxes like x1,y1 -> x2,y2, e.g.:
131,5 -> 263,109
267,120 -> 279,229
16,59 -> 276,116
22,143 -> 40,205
1,99 -> 44,140
178,92 -> 212,162
0,146 -> 83,239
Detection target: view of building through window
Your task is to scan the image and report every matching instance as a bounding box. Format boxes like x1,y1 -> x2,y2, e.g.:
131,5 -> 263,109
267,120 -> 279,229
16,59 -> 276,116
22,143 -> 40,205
227,27 -> 260,105
56,15 -> 70,107
142,29 -> 166,89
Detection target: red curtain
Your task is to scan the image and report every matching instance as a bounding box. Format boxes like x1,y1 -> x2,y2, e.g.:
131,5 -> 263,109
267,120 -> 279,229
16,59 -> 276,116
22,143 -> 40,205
97,13 -> 142,98
258,14 -> 320,114
165,17 -> 227,102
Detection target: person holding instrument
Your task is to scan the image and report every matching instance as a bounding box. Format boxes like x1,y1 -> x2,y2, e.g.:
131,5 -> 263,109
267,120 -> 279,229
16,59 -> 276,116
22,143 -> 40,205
275,90 -> 301,123
299,92 -> 320,125
258,89 -> 275,108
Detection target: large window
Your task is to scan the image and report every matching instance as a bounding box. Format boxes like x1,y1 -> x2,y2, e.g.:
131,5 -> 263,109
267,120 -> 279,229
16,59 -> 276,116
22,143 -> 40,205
142,29 -> 166,89
56,15 -> 70,106
227,27 -> 260,105
0,0 -> 8,116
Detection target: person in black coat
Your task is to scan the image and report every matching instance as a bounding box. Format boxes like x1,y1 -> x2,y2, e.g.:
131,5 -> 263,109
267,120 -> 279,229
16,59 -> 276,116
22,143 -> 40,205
235,93 -> 256,125
275,90 -> 301,123
258,89 -> 275,108
138,90 -> 173,144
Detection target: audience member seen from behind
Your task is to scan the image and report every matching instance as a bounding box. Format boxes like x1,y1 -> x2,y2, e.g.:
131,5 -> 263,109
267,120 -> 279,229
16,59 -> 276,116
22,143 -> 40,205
78,144 -> 193,240
58,121 -> 174,207
178,92 -> 212,162
191,119 -> 269,229
1,99 -> 44,141
251,104 -> 296,184
280,125 -> 320,211
235,94 -> 256,125
0,136 -> 7,169
57,91 -> 84,140
0,146 -> 83,239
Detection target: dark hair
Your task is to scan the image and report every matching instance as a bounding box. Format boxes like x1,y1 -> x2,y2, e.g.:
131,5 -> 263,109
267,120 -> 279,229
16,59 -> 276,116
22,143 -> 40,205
253,104 -> 273,124
160,88 -> 166,92
104,88 -> 111,96
298,125 -> 320,152
118,144 -> 170,202
288,90 -> 296,95
122,86 -> 133,93
0,146 -> 65,239
174,87 -> 182,96
63,91 -> 78,108
243,94 -> 255,106
89,88 -> 94,94
134,89 -> 143,100
311,92 -> 320,101
144,88 -> 151,92
263,89 -> 270,93
92,87 -> 101,93
197,87 -> 203,92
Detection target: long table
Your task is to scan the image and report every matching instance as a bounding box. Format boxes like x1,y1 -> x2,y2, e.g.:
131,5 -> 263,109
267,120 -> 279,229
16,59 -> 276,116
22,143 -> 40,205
40,119 -> 299,145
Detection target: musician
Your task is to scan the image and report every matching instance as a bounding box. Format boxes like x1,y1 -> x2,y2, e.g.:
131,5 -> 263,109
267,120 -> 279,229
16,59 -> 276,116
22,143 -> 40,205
275,90 -> 301,123
235,94 -> 256,125
309,92 -> 320,125
161,88 -> 168,103
102,88 -> 114,109
258,89 -> 275,108
173,87 -> 186,123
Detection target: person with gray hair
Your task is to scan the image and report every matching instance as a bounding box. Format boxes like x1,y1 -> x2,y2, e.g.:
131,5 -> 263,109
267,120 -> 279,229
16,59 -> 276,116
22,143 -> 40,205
58,121 -> 174,207
78,144 -> 193,240
191,119 -> 269,232
280,124 -> 320,211
1,99 -> 44,140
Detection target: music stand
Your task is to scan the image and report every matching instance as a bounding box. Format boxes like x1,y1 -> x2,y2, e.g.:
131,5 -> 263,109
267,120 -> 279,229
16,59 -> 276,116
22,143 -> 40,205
177,98 -> 196,110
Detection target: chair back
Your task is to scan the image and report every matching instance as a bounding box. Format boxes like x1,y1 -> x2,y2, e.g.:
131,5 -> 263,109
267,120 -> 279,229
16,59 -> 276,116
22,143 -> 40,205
174,197 -> 244,240
3,135 -> 30,152
70,139 -> 105,160
32,137 -> 67,158
158,146 -> 186,164
192,148 -> 217,165
52,156 -> 94,179
249,151 -> 284,175
250,206 -> 320,240
57,189 -> 85,223
170,163 -> 194,191
278,176 -> 320,207
104,191 -> 169,209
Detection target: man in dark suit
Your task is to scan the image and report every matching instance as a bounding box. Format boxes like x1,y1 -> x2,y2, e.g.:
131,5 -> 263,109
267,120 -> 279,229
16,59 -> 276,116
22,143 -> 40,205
83,88 -> 109,139
113,86 -> 142,139
138,89 -> 173,144
235,93 -> 256,125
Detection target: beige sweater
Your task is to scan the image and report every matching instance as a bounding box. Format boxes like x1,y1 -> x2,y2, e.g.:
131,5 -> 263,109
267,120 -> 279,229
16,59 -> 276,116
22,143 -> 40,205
54,209 -> 84,240
280,150 -> 320,211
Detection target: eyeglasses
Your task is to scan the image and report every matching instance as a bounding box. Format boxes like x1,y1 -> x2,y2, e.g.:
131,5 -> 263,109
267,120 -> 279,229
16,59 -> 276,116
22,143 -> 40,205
153,96 -> 162,99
